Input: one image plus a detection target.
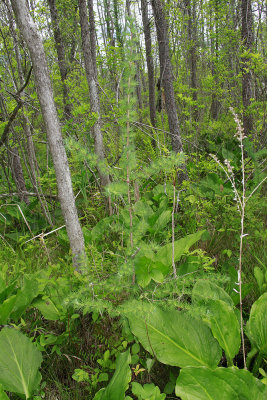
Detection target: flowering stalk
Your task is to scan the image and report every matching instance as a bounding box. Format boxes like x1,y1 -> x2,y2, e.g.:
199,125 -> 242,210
210,108 -> 266,369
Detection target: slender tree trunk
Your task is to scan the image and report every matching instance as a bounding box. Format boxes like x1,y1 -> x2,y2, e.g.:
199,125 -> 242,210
113,0 -> 123,47
47,0 -> 72,119
78,0 -> 110,191
150,0 -> 187,180
11,0 -> 85,265
10,147 -> 29,204
241,0 -> 254,136
141,0 -> 157,129
0,90 -> 29,204
5,0 -> 53,224
88,0 -> 98,76
210,0 -> 220,120
185,0 -> 198,121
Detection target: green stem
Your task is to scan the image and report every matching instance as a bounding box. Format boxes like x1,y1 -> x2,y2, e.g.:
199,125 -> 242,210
252,352 -> 263,376
246,347 -> 258,370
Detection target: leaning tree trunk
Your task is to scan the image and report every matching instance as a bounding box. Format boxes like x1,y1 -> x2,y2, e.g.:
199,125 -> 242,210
241,0 -> 254,136
141,0 -> 157,129
10,0 -> 85,265
150,0 -> 187,181
78,0 -> 110,190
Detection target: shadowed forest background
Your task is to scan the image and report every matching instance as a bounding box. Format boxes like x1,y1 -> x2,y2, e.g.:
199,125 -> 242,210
0,0 -> 266,399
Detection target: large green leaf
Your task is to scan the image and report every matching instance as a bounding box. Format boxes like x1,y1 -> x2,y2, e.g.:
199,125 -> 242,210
32,297 -> 61,321
0,328 -> 42,399
0,295 -> 17,324
246,292 -> 267,356
135,255 -> 169,287
175,366 -> 267,400
206,300 -> 240,361
150,210 -> 172,235
156,230 -> 205,267
10,275 -> 40,322
132,382 -> 166,400
126,304 -> 221,368
93,350 -> 131,400
192,280 -> 233,307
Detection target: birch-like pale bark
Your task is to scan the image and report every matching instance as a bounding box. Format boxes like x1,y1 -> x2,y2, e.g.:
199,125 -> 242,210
10,0 -> 85,265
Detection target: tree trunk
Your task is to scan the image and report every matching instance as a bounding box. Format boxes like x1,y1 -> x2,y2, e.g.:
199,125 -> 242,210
10,147 -> 29,204
113,0 -> 123,47
210,0 -> 220,120
47,0 -> 72,119
0,89 -> 29,204
185,0 -> 198,121
88,0 -> 98,76
150,0 -> 187,180
10,0 -> 85,265
78,0 -> 110,190
141,0 -> 157,129
5,0 -> 53,224
241,0 -> 254,136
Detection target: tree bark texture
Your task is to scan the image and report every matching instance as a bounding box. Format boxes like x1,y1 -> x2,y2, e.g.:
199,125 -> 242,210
78,0 -> 110,189
88,0 -> 98,77
47,0 -> 72,119
150,0 -> 184,155
241,0 -> 254,136
10,0 -> 85,264
141,0 -> 157,129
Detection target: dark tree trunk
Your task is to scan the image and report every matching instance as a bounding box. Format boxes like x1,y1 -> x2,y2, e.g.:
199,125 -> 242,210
241,0 -> 254,136
78,0 -> 110,190
88,0 -> 98,76
103,0 -> 115,46
11,0 -> 85,265
210,0 -> 220,120
150,0 -> 185,161
0,89 -> 29,204
10,147 -> 29,204
185,0 -> 198,121
47,0 -> 72,119
113,0 -> 123,47
141,0 -> 157,129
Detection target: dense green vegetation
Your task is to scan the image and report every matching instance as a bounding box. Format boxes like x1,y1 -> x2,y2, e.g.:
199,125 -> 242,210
0,0 -> 266,399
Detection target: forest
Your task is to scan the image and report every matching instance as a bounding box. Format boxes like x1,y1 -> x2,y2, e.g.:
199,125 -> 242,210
0,0 -> 266,398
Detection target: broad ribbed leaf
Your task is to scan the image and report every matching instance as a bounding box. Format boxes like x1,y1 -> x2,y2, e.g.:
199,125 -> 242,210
93,350 -> 131,400
0,295 -> 16,324
246,292 -> 267,356
207,300 -> 240,361
0,328 -> 42,399
156,230 -> 205,266
127,305 -> 221,368
10,275 -> 40,322
32,297 -> 61,320
192,280 -> 233,306
175,366 -> 267,400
